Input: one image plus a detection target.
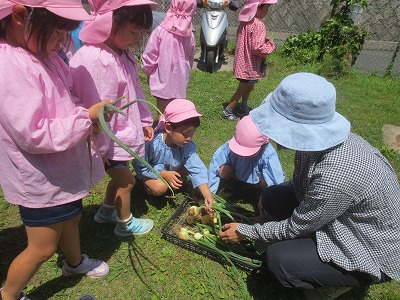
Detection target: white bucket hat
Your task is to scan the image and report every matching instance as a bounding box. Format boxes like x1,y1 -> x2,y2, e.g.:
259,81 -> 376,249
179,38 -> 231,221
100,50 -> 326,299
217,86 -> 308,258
249,72 -> 351,151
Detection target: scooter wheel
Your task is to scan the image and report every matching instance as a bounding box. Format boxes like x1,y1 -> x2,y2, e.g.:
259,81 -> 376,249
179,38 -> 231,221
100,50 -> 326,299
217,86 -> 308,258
206,49 -> 215,73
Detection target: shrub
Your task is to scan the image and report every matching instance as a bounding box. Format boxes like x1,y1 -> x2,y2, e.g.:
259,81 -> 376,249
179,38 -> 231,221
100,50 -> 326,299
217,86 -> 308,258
281,0 -> 367,77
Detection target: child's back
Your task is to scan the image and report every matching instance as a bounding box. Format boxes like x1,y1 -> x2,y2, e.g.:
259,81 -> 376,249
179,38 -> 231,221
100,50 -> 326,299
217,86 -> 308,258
141,0 -> 197,114
208,115 -> 284,195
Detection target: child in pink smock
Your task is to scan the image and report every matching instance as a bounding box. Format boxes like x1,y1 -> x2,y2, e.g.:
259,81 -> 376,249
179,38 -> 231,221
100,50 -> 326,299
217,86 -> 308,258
70,0 -> 157,237
141,0 -> 197,114
221,0 -> 277,121
0,1 -> 111,299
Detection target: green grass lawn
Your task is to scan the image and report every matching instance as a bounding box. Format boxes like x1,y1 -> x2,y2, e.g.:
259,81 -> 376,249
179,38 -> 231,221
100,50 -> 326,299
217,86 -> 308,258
0,54 -> 399,300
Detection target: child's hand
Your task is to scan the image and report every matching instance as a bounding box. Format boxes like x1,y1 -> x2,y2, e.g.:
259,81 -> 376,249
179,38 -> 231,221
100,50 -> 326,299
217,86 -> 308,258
88,100 -> 113,122
103,156 -> 111,166
143,126 -> 154,141
198,184 -> 215,213
91,121 -> 102,134
204,195 -> 215,214
161,170 -> 183,190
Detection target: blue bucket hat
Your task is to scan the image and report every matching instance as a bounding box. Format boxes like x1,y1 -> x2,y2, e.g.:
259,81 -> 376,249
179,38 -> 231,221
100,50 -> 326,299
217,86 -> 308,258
249,73 -> 351,151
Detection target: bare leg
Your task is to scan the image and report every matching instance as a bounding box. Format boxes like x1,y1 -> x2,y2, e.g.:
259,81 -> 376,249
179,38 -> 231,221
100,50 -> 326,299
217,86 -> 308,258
226,81 -> 253,111
1,224 -> 61,300
106,166 -> 135,220
143,178 -> 169,197
240,83 -> 255,107
58,214 -> 82,266
156,97 -> 172,115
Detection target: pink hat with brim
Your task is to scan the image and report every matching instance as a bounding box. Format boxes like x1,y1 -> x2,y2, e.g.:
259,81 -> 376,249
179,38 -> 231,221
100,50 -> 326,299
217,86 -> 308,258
238,0 -> 277,22
0,2 -> 13,20
8,0 -> 91,21
155,99 -> 202,132
79,0 -> 158,44
229,115 -> 270,156
160,0 -> 196,37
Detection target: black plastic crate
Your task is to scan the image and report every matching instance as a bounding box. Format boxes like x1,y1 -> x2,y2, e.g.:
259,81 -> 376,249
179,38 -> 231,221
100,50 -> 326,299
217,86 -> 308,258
161,198 -> 263,272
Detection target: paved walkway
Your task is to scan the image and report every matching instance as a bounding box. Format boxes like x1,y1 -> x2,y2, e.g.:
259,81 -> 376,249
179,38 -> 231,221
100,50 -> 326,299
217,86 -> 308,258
383,124 -> 400,153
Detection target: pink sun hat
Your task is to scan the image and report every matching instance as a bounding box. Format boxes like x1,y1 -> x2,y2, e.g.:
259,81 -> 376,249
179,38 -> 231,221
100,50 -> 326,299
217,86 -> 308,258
79,0 -> 159,44
229,115 -> 270,156
238,0 -> 277,22
7,0 -> 91,21
160,0 -> 197,37
0,2 -> 13,20
155,99 -> 202,132
164,98 -> 202,123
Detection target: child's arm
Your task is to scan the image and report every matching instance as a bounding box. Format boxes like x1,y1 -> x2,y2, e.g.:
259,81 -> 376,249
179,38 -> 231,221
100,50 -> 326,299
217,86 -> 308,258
252,21 -> 275,57
189,34 -> 196,69
208,142 -> 231,194
141,29 -> 161,77
260,144 -> 285,186
198,183 -> 215,212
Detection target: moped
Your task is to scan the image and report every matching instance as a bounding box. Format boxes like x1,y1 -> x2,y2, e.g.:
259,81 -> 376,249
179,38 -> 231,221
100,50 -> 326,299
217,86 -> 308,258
197,0 -> 239,73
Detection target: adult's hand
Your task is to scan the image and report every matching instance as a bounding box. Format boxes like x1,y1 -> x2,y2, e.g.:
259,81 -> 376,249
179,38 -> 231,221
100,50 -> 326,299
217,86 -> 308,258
219,223 -> 246,243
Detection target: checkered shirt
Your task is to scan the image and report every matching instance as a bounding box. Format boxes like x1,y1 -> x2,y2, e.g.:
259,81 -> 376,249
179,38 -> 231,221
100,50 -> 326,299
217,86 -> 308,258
237,133 -> 400,281
233,18 -> 275,80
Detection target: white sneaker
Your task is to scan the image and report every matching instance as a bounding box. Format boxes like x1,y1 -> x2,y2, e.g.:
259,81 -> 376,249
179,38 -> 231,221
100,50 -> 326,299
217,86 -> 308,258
62,254 -> 109,278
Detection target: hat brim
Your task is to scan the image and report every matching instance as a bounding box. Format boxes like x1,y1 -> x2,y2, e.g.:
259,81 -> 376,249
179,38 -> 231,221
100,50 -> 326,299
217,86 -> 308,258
0,5 -> 13,20
168,111 -> 202,124
121,0 -> 159,9
97,0 -> 159,14
229,138 -> 260,157
249,94 -> 351,151
47,7 -> 91,21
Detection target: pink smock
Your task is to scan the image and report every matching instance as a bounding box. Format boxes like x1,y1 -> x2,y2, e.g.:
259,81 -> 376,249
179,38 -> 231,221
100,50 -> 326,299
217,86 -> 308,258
70,44 -> 153,160
141,25 -> 195,99
233,18 -> 275,80
0,43 -> 104,208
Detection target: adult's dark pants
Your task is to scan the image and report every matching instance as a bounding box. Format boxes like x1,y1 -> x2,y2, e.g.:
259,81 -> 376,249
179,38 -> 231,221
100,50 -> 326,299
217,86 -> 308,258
261,185 -> 391,289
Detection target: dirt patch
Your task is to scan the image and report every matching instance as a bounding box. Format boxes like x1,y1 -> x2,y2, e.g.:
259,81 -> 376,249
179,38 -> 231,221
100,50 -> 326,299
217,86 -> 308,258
383,124 -> 400,153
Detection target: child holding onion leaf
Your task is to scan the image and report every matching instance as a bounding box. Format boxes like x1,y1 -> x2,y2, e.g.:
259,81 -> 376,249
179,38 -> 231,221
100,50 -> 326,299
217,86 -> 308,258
0,1 -> 112,299
70,0 -> 158,237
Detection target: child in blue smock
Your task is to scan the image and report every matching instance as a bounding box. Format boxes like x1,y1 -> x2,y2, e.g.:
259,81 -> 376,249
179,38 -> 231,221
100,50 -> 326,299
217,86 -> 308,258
208,115 -> 284,196
133,99 -> 215,211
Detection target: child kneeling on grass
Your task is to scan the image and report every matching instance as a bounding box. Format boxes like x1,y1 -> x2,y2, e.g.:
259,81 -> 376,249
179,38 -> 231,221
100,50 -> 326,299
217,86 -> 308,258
132,99 -> 215,212
208,115 -> 284,201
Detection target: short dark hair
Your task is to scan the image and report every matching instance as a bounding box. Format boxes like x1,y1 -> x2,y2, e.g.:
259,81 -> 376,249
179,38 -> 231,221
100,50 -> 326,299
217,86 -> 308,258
112,5 -> 153,31
25,8 -> 81,62
169,117 -> 201,130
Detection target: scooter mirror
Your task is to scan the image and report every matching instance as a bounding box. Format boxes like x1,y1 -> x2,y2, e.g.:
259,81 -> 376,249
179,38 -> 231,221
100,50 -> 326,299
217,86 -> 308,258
196,0 -> 204,8
228,0 -> 239,11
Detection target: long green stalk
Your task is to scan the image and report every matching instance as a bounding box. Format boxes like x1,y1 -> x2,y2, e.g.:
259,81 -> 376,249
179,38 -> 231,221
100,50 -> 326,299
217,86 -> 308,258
98,99 -> 173,196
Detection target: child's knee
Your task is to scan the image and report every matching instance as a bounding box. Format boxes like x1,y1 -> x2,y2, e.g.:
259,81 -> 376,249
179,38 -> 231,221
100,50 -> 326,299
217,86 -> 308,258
27,245 -> 57,263
219,164 -> 235,180
145,180 -> 168,196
